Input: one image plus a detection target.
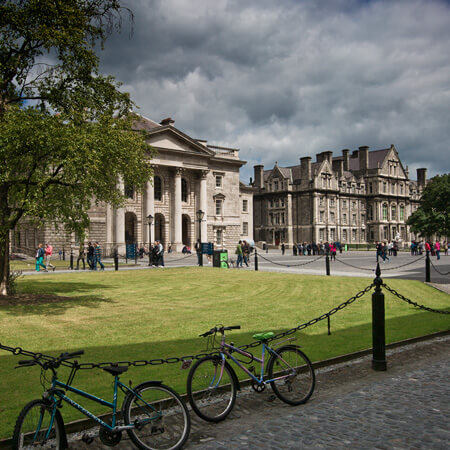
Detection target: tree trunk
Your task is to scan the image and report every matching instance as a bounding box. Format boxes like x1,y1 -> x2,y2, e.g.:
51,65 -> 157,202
0,230 -> 10,296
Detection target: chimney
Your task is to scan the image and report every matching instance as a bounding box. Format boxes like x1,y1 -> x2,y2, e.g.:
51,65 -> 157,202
300,156 -> 312,180
417,168 -> 427,188
160,117 -> 175,126
332,159 -> 344,177
342,149 -> 349,171
359,146 -> 369,172
254,165 -> 264,188
316,151 -> 332,163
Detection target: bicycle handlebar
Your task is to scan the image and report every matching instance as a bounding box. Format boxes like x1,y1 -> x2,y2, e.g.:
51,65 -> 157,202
15,350 -> 84,370
200,325 -> 241,337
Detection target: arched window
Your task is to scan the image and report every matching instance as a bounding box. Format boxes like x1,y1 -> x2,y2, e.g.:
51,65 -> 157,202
154,176 -> 162,201
181,178 -> 188,202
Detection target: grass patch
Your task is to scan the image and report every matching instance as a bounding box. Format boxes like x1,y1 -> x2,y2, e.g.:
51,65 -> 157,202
0,268 -> 449,439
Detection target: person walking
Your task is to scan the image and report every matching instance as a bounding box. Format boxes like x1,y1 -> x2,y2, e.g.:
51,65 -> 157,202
281,243 -> 285,255
435,241 -> 441,260
156,240 -> 165,267
76,243 -> 86,270
87,242 -> 95,270
35,243 -> 47,272
195,239 -> 202,266
242,240 -> 250,267
329,242 -> 336,261
235,241 -> 243,267
94,242 -> 104,270
44,243 -> 56,271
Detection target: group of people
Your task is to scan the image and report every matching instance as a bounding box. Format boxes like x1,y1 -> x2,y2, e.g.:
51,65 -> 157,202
76,242 -> 105,270
410,240 -> 447,260
284,241 -> 342,257
235,240 -> 252,267
35,243 -> 55,272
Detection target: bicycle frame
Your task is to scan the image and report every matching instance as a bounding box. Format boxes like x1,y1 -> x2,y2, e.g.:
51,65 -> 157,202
41,373 -> 159,438
214,336 -> 297,386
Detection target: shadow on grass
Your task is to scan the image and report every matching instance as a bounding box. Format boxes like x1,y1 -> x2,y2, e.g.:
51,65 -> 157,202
0,308 -> 448,440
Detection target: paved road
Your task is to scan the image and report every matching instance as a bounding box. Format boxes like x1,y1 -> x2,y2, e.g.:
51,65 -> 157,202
66,335 -> 450,449
21,251 -> 450,285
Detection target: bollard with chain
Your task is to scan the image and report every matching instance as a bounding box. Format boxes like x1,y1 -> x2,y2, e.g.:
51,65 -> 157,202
114,248 -> 119,271
325,252 -> 330,276
372,263 -> 387,371
69,249 -> 73,270
254,248 -> 259,271
425,251 -> 431,282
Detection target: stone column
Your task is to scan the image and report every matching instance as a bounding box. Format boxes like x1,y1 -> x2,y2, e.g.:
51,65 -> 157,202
174,168 -> 183,251
114,177 -> 125,254
106,204 -> 113,255
199,170 -> 209,240
144,179 -> 155,245
286,193 -> 293,245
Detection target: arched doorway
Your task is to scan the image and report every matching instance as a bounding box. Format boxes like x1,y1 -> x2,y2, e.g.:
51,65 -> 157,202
154,213 -> 165,244
125,212 -> 137,243
182,214 -> 191,247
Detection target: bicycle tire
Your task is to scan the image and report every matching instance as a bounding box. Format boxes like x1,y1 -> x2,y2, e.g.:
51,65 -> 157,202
267,345 -> 315,406
186,355 -> 237,422
12,399 -> 64,449
123,381 -> 190,450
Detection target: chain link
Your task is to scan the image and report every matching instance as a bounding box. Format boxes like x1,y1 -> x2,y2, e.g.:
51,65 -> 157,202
335,255 -> 425,272
382,283 -> 450,314
257,253 -> 324,267
430,260 -> 450,276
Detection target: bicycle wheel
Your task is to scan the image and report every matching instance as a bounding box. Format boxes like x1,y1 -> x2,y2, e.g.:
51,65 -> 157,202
12,399 -> 64,449
123,382 -> 190,450
187,355 -> 237,422
267,345 -> 315,406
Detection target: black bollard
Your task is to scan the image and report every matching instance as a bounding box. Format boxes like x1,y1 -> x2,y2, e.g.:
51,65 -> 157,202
325,254 -> 330,276
114,249 -> 119,271
254,249 -> 259,271
372,263 -> 387,371
148,245 -> 152,267
70,250 -> 74,270
425,251 -> 431,282
63,247 -> 65,261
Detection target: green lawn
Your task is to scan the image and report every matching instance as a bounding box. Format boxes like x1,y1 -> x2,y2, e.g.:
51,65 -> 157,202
0,268 -> 448,440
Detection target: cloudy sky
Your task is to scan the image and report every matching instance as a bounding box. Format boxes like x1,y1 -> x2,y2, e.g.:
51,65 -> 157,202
99,0 -> 450,182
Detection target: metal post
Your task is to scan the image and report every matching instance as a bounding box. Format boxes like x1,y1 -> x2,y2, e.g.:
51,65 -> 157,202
254,248 -> 259,271
425,251 -> 431,282
70,250 -> 73,270
198,219 -> 203,267
325,253 -> 330,276
63,247 -> 65,261
372,263 -> 387,371
134,243 -> 138,265
114,248 -> 119,271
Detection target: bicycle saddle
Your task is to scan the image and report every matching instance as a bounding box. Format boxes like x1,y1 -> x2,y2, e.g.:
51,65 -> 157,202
252,332 -> 274,341
102,365 -> 128,376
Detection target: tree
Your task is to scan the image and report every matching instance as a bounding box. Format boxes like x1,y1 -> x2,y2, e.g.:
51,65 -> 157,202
0,1 -> 153,295
407,174 -> 450,239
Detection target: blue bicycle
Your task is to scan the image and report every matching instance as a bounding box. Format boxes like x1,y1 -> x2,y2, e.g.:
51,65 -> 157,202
12,350 -> 190,449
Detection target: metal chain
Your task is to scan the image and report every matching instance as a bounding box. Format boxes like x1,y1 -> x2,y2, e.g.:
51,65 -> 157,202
257,253 -> 324,267
382,283 -> 450,314
334,257 -> 375,271
430,260 -> 450,276
0,284 -> 375,368
335,255 -> 425,272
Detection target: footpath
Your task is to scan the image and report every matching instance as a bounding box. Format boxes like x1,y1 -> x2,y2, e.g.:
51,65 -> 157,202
68,335 -> 450,449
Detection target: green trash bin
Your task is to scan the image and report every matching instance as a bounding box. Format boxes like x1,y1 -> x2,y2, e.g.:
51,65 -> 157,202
213,250 -> 228,268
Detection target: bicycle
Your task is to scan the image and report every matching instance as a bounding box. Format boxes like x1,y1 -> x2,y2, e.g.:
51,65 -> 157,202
12,350 -> 190,449
186,325 -> 315,422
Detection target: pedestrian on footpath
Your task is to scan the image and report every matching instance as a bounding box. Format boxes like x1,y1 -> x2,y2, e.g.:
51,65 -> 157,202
87,242 -> 95,269
281,243 -> 285,255
156,240 -> 165,267
235,241 -> 243,267
76,243 -> 86,270
94,242 -> 104,270
435,241 -> 441,260
35,243 -> 47,272
44,243 -> 56,271
195,239 -> 202,266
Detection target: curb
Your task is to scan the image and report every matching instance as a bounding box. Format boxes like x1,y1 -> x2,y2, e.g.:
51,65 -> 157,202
1,329 -> 448,448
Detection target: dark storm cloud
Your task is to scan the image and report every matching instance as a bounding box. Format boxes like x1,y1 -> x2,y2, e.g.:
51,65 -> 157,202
99,0 -> 450,181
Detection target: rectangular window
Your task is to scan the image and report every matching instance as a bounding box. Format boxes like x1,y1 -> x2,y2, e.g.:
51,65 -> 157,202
280,198 -> 285,207
215,175 -> 222,188
383,182 -> 387,193
330,228 -> 335,241
242,199 -> 248,212
369,183 -> 373,194
352,201 -> 356,209
361,214 -> 365,225
400,205 -> 404,221
242,222 -> 248,235
352,229 -> 357,241
343,213 -> 347,224
215,199 -> 223,215
216,229 -> 223,245
274,181 -> 279,190
319,211 -> 324,222
352,214 -> 357,225
330,198 -> 335,206
330,212 -> 335,223
343,229 -> 347,241
319,228 -> 325,241
319,196 -> 324,206
281,213 -> 285,224
342,200 -> 347,208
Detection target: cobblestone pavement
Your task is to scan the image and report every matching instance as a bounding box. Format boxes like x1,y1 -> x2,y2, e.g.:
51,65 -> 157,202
67,336 -> 450,449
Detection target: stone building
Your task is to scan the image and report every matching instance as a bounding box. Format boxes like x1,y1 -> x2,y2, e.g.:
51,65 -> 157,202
11,116 -> 253,255
253,145 -> 426,247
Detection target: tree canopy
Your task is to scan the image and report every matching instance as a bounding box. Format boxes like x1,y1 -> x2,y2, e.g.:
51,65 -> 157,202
407,174 -> 450,239
0,1 -> 153,295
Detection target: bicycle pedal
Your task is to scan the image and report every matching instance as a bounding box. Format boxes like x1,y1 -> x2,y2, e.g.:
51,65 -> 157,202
82,434 -> 94,444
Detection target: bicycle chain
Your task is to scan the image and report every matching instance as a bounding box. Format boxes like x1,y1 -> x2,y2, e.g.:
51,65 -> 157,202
382,283 -> 450,315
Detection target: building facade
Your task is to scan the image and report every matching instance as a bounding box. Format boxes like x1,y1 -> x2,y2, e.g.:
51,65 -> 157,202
253,145 -> 426,247
11,116 -> 254,255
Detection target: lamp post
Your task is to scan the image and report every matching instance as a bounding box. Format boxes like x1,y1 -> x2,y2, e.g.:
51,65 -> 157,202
147,214 -> 154,266
196,209 -> 205,267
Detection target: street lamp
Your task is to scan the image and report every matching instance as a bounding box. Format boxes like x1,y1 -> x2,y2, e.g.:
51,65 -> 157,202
196,209 -> 204,266
147,214 -> 154,266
